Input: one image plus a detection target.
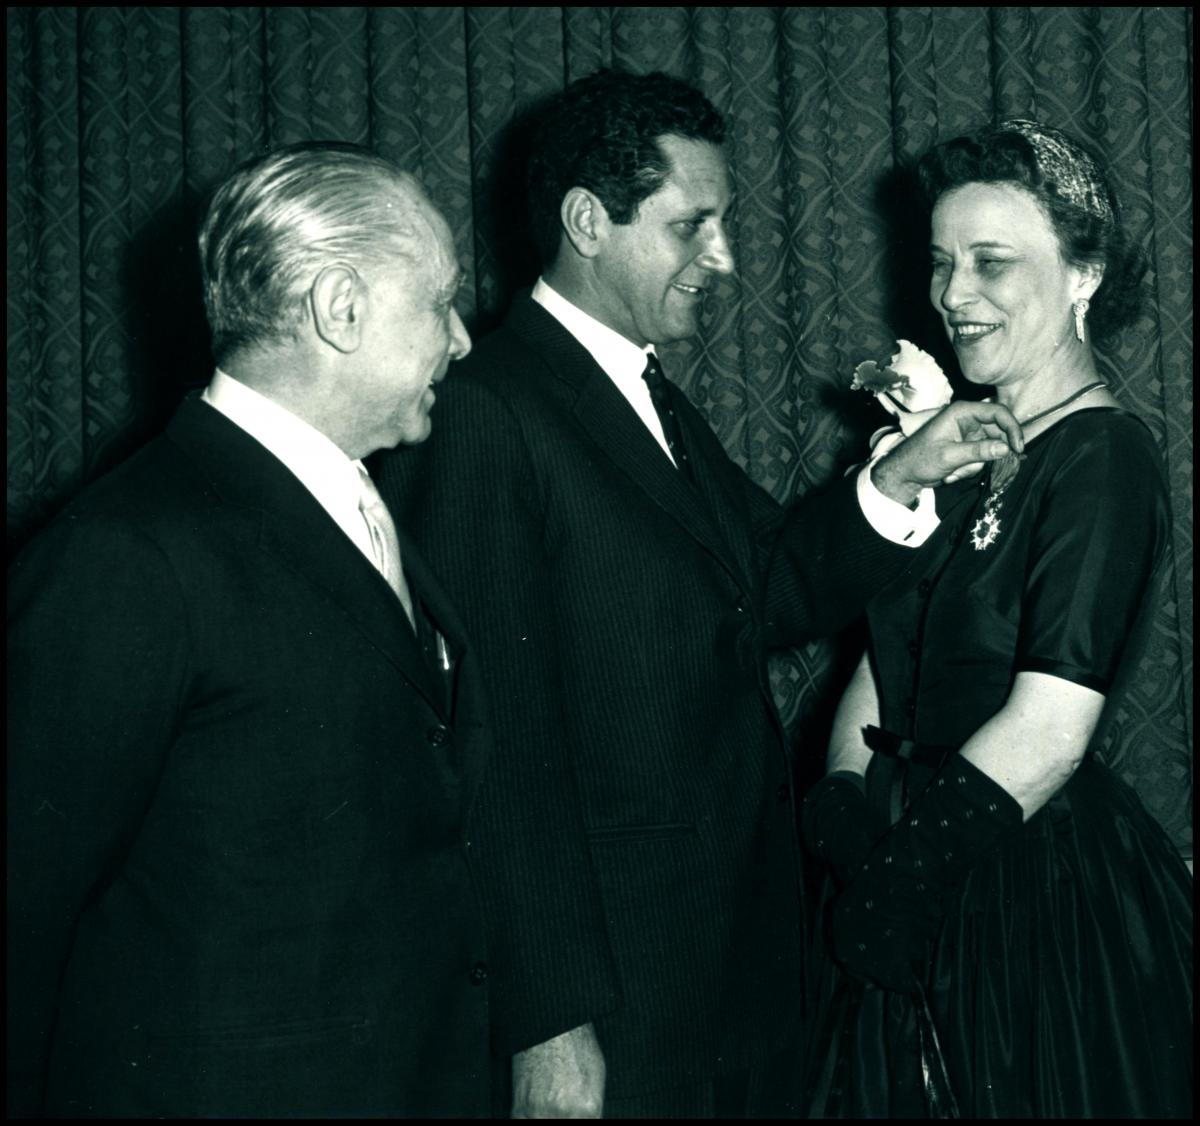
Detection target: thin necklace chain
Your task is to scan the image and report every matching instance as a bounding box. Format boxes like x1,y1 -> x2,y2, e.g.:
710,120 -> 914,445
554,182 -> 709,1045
981,380 -> 1108,504
1018,381 -> 1106,427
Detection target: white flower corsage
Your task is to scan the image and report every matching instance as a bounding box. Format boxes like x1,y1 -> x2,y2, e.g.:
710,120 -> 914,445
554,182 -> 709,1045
853,339 -> 1019,550
851,339 -> 953,460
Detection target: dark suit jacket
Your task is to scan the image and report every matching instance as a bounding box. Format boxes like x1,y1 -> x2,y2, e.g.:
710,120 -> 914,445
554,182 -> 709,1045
7,398 -> 512,1117
374,294 -> 912,1098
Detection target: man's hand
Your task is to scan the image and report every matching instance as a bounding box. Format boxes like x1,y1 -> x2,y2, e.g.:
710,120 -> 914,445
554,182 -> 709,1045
871,400 -> 1023,507
512,1022 -> 606,1118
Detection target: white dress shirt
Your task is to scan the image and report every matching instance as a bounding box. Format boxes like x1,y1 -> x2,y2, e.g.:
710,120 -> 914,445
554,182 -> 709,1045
531,277 -> 937,547
201,370 -> 382,570
533,277 -> 677,465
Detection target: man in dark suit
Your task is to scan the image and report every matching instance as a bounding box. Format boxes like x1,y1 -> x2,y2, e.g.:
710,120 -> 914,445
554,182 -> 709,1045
375,72 -> 1022,1116
7,142 -> 614,1118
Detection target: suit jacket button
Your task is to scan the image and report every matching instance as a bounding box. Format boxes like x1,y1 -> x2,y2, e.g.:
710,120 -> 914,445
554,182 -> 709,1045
917,579 -> 932,598
426,724 -> 451,747
469,962 -> 489,985
777,782 -> 790,803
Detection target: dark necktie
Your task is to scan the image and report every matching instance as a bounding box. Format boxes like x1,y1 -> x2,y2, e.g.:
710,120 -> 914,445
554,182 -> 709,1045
641,353 -> 694,482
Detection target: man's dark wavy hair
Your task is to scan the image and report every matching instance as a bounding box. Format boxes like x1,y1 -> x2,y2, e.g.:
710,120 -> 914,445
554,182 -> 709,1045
916,125 -> 1146,343
527,69 -> 725,267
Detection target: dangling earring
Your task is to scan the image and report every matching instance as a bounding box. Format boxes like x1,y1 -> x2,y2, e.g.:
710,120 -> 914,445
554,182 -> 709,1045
1073,298 -> 1090,343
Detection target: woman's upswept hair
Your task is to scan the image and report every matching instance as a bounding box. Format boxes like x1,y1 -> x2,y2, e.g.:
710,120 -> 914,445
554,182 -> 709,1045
198,141 -> 425,364
527,69 -> 726,267
917,123 -> 1146,342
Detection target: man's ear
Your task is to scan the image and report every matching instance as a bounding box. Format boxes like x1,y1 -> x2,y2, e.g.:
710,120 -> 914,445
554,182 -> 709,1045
560,187 -> 610,260
309,264 -> 363,353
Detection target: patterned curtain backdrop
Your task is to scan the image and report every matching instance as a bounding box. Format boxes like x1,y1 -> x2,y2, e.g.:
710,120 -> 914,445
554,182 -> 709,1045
7,6 -> 1192,853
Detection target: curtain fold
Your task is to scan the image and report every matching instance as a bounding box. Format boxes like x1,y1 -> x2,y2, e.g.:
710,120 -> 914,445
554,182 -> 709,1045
6,6 -> 1191,853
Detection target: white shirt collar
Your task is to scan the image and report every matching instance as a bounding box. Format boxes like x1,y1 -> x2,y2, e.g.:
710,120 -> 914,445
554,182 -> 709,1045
201,370 -> 376,560
532,277 -> 674,461
531,277 -> 656,379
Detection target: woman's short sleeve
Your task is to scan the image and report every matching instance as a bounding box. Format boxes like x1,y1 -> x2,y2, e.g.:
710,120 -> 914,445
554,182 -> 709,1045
1016,418 -> 1169,693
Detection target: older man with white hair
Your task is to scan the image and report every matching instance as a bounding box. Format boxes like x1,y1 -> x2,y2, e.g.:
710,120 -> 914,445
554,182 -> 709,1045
7,142 -> 614,1118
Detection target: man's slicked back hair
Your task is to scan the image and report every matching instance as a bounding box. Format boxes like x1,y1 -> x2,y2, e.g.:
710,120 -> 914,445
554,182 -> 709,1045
198,141 -> 427,365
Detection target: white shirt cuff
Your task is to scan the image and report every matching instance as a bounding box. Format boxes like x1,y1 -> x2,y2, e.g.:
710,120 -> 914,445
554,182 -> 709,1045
855,464 -> 939,548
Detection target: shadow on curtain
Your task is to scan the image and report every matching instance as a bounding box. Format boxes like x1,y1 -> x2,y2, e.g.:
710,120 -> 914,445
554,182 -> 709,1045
6,6 -> 1192,853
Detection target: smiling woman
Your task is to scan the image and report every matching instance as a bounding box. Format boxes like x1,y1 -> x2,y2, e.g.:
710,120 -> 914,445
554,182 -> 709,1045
928,181 -> 1114,428
802,118 -> 1192,1120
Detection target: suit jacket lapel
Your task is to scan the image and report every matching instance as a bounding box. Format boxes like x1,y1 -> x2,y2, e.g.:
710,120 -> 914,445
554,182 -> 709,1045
165,399 -> 446,718
508,295 -> 744,578
677,409 -> 762,594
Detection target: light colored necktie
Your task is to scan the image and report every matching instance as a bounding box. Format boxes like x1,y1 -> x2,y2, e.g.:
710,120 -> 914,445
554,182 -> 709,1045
357,467 -> 415,629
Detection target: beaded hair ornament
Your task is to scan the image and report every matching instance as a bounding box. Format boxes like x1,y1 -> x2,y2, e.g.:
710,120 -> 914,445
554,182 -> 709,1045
997,118 -> 1114,222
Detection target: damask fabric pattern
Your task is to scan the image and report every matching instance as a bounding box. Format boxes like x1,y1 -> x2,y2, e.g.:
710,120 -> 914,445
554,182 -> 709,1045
6,7 -> 1192,853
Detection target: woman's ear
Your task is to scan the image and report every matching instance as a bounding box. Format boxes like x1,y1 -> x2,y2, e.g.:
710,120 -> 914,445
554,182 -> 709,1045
1072,260 -> 1104,304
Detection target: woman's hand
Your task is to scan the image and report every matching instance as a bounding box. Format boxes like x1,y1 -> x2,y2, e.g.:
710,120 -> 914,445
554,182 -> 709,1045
831,753 -> 1023,992
801,771 -> 886,887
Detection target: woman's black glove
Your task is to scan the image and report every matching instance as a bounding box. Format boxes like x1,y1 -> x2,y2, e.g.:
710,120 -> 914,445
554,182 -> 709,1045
801,770 -> 887,886
830,753 -> 1023,992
